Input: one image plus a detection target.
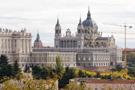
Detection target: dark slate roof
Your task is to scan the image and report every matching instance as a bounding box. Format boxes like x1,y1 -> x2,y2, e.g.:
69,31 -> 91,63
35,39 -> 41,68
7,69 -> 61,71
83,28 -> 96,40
35,39 -> 41,42
96,37 -> 111,40
56,18 -> 60,26
78,17 -> 82,26
82,19 -> 97,27
82,9 -> 98,27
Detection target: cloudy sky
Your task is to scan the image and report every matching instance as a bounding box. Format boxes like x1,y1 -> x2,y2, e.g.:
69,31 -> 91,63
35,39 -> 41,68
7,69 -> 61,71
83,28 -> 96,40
0,0 -> 135,48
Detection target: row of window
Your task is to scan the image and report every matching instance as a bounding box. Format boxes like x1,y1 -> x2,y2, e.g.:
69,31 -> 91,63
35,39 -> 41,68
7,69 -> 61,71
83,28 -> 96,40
78,57 -> 110,61
94,63 -> 110,66
22,63 -> 76,67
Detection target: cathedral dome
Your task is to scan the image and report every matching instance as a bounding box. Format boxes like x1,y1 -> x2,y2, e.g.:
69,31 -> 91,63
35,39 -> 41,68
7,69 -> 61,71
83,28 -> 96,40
34,33 -> 42,42
34,39 -> 41,42
82,19 -> 97,27
82,8 -> 98,28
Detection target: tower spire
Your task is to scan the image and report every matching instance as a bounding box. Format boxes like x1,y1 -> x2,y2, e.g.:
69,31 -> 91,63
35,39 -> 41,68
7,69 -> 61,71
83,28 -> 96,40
78,16 -> 82,26
87,6 -> 91,19
37,30 -> 40,39
37,30 -> 39,35
56,16 -> 60,26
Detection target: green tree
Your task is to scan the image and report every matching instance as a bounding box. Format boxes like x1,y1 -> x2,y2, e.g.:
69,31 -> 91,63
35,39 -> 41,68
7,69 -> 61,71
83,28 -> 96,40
13,60 -> 21,75
65,81 -> 92,90
0,55 -> 14,79
127,52 -> 135,62
32,65 -> 42,79
0,55 -> 8,68
55,56 -> 64,74
96,72 -> 100,78
0,65 -> 13,78
78,69 -> 86,77
59,67 -> 78,89
3,78 -> 57,90
41,67 -> 50,79
24,65 -> 30,73
115,65 -> 122,72
127,62 -> 135,67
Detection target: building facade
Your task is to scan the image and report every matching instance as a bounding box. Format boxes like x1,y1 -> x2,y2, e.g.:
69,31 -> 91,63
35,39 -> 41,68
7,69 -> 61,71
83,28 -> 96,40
69,78 -> 135,90
0,28 -> 32,65
0,8 -> 123,70
34,8 -> 123,67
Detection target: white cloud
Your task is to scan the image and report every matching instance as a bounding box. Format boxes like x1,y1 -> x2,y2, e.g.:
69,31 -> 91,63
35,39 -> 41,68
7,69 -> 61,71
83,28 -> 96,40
0,0 -> 135,48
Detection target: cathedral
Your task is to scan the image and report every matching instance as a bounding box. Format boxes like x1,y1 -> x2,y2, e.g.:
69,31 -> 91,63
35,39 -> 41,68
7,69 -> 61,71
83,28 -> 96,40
0,8 -> 124,70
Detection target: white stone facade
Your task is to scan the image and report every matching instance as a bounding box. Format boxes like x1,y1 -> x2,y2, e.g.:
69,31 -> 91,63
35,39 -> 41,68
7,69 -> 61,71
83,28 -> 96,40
0,8 -> 124,70
0,28 -> 76,69
52,9 -> 124,67
20,52 -> 76,69
0,28 -> 32,65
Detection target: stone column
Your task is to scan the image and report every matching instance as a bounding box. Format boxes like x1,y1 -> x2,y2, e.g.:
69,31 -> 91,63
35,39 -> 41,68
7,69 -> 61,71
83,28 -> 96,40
9,39 -> 11,52
22,39 -> 24,53
29,40 -> 32,52
26,39 -> 29,53
65,40 -> 66,48
63,40 -> 64,48
25,39 -> 27,53
23,39 -> 25,53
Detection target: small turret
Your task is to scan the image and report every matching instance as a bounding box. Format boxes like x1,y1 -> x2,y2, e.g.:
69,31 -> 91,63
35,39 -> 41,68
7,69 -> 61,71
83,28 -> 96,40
33,31 -> 43,48
55,17 -> 61,37
77,17 -> 83,34
87,7 -> 91,19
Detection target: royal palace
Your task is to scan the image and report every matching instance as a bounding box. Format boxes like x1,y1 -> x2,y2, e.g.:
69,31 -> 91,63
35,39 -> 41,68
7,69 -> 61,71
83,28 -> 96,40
0,8 -> 124,70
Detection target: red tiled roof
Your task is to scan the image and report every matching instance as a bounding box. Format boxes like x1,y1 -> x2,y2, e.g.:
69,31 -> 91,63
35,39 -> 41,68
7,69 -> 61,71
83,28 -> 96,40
86,79 -> 135,84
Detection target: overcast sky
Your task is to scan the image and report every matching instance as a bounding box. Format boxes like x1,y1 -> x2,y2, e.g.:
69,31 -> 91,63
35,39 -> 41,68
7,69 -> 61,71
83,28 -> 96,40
0,0 -> 135,48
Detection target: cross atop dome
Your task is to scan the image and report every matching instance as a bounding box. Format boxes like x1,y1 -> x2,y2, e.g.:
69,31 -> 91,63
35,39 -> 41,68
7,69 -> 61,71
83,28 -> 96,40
87,6 -> 91,19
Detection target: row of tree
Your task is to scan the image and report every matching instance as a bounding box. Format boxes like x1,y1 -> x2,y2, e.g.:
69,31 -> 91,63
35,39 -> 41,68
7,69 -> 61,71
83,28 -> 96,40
0,55 -> 21,82
32,56 -> 135,89
123,52 -> 135,62
1,54 -> 135,89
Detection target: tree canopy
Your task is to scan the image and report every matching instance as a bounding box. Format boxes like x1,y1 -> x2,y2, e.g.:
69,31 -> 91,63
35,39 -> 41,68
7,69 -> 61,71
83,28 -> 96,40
55,56 -> 64,74
127,52 -> 135,62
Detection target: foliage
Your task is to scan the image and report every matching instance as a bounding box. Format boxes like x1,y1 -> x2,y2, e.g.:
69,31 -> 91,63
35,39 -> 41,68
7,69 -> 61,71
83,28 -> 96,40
115,65 -> 123,72
127,52 -> 135,62
127,62 -> 135,67
59,67 -> 78,89
65,81 -> 93,90
2,77 -> 57,90
32,65 -> 58,80
31,56 -> 135,89
78,69 -> 86,77
0,55 -> 8,68
32,65 -> 42,79
0,55 -> 22,82
24,65 -> 30,73
56,56 -> 64,74
0,55 -> 13,80
14,60 -> 21,75
100,69 -> 135,80
76,69 -> 97,78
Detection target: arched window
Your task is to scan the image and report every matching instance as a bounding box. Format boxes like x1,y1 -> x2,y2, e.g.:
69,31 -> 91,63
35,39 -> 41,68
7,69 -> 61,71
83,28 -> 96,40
78,30 -> 80,33
56,30 -> 58,33
85,30 -> 87,33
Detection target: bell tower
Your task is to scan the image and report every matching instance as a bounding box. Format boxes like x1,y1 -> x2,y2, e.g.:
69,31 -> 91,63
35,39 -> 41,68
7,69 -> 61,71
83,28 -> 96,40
54,17 -> 61,48
77,17 -> 83,34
